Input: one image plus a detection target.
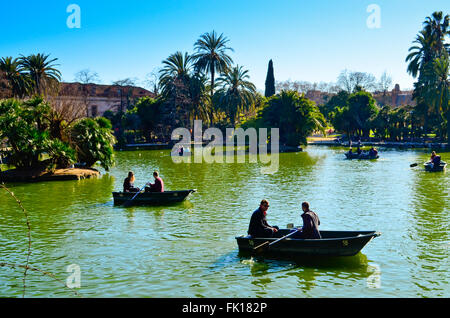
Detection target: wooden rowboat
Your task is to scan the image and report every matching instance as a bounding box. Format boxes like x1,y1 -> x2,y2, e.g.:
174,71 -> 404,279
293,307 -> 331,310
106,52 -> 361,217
112,189 -> 196,206
424,161 -> 447,172
236,229 -> 381,257
345,152 -> 379,160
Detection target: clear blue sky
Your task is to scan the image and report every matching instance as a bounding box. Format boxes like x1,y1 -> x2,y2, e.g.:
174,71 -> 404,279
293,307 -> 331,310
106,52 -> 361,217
1,0 -> 449,91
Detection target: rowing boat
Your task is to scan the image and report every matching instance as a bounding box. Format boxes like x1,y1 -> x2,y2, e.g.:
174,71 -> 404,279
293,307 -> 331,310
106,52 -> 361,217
112,189 -> 196,206
424,161 -> 447,172
236,229 -> 381,257
345,152 -> 379,160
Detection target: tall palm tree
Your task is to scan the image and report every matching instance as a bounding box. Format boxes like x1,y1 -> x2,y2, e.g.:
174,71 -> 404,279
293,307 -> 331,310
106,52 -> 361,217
18,53 -> 61,95
0,57 -> 29,97
193,31 -> 234,100
189,72 -> 211,125
215,65 -> 256,124
159,51 -> 193,96
406,29 -> 435,78
159,51 -> 194,127
423,11 -> 450,55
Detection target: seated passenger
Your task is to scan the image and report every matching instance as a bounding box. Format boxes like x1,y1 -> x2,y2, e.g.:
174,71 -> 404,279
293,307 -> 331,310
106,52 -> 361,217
145,171 -> 165,192
123,171 -> 140,193
248,199 -> 279,238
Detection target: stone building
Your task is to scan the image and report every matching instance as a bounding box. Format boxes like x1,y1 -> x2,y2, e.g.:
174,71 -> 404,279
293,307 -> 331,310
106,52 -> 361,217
53,82 -> 155,117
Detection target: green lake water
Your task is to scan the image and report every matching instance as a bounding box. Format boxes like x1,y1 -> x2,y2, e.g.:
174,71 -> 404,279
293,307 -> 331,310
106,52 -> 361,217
0,146 -> 448,297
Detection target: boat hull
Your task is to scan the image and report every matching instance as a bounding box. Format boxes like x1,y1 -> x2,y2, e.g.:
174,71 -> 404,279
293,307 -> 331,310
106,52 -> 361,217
345,153 -> 379,160
424,162 -> 447,172
112,189 -> 196,206
236,230 -> 381,257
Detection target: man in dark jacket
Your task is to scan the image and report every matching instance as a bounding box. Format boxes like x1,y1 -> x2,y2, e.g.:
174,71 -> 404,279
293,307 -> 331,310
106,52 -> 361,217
296,202 -> 321,239
248,199 -> 279,238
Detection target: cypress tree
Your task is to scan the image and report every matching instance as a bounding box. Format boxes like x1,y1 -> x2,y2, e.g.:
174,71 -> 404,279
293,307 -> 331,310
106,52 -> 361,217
264,59 -> 275,97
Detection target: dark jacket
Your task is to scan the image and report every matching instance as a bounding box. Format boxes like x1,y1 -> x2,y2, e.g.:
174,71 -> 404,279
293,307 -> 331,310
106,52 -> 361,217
123,177 -> 138,192
300,210 -> 321,239
248,208 -> 275,238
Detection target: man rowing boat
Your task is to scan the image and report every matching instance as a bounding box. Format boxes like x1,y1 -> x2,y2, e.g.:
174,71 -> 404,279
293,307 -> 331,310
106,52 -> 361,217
291,202 -> 321,239
145,171 -> 164,192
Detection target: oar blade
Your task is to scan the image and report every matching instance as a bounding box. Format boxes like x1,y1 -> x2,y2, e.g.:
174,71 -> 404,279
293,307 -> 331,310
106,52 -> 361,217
410,163 -> 418,167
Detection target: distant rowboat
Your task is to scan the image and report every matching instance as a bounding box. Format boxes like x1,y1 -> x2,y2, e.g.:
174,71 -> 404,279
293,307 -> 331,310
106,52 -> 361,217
112,189 -> 196,206
424,161 -> 447,172
345,152 -> 379,160
236,229 -> 381,257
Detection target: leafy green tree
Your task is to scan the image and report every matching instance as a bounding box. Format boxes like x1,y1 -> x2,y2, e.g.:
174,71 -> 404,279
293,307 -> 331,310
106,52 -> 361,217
70,117 -> 116,170
320,90 -> 350,120
260,90 -> 326,146
126,97 -> 163,141
264,59 -> 275,97
329,106 -> 355,139
0,97 -> 75,169
347,90 -> 379,137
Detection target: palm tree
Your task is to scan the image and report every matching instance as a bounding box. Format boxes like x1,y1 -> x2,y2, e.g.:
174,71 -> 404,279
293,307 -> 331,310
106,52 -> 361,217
0,57 -> 29,97
406,29 -> 434,78
193,31 -> 234,100
215,65 -> 256,124
18,53 -> 61,95
189,72 -> 211,125
159,51 -> 193,96
423,11 -> 450,55
159,51 -> 194,128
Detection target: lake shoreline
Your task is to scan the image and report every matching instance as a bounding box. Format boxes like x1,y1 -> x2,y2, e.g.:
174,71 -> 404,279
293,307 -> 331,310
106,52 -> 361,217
0,167 -> 100,183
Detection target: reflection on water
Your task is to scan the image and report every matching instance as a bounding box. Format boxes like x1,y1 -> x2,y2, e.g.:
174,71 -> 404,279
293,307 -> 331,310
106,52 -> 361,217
0,146 -> 449,297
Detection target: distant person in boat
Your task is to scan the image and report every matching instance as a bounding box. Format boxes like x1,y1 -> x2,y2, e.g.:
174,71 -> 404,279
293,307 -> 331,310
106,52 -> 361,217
430,151 -> 436,161
357,146 -> 362,155
293,202 -> 321,239
369,147 -> 378,157
348,148 -> 353,155
248,199 -> 279,238
123,171 -> 140,193
146,171 -> 164,192
430,151 -> 441,168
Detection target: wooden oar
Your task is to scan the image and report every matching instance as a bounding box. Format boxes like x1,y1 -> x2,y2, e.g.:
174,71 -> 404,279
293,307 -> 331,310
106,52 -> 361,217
253,228 -> 301,253
410,163 -> 418,167
122,183 -> 148,207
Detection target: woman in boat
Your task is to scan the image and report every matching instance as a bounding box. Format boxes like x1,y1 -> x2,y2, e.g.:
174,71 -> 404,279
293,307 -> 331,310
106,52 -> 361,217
123,171 -> 140,192
248,199 -> 279,238
431,152 -> 441,168
292,202 -> 321,239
